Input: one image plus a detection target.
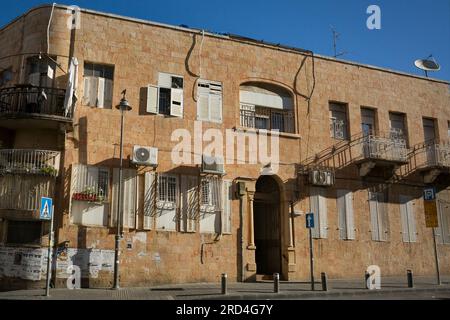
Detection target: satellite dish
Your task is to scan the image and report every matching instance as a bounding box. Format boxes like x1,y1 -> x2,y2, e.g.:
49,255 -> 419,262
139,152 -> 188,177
414,59 -> 441,71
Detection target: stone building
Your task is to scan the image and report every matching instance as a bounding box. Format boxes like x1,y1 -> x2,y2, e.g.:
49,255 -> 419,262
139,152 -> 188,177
0,4 -> 449,290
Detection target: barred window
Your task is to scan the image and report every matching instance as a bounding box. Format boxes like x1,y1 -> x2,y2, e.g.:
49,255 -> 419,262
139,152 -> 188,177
158,175 -> 177,203
200,176 -> 221,210
71,164 -> 109,200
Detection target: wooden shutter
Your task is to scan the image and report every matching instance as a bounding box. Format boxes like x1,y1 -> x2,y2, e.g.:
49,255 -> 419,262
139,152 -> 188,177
438,201 -> 450,244
83,76 -> 98,106
170,88 -> 183,117
143,172 -> 156,230
197,92 -> 209,120
111,168 -> 137,228
146,85 -> 158,114
221,180 -> 232,234
103,79 -> 113,108
345,191 -> 355,240
97,77 -> 105,108
318,189 -> 328,238
181,176 -> 198,233
337,190 -> 347,240
379,193 -> 389,241
158,72 -> 172,87
369,192 -> 380,241
209,93 -> 222,122
407,199 -> 417,242
400,195 -> 411,242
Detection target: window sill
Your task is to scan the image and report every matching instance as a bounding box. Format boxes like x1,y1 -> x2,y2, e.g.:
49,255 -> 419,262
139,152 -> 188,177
234,126 -> 301,139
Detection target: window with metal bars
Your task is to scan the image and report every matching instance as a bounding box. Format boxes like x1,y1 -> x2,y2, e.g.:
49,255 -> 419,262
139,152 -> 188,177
239,104 -> 294,133
71,164 -> 109,202
158,175 -> 177,203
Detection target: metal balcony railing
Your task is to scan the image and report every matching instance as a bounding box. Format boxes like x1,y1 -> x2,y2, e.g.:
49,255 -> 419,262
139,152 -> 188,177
0,175 -> 55,211
362,132 -> 408,163
0,149 -> 61,176
0,85 -> 71,118
240,104 -> 295,133
409,140 -> 450,169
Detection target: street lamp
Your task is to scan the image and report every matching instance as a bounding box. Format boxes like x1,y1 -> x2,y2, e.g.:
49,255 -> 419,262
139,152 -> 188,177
113,90 -> 132,290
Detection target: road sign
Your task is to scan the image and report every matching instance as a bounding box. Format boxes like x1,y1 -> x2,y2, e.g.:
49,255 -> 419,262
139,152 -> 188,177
424,200 -> 439,228
40,197 -> 53,221
306,213 -> 315,229
423,187 -> 436,201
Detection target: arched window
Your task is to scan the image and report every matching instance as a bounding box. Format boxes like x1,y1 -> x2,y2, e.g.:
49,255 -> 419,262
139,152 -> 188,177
239,82 -> 294,133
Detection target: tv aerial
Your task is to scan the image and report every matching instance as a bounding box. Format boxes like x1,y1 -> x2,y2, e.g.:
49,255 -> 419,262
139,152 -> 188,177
414,55 -> 441,77
331,26 -> 348,58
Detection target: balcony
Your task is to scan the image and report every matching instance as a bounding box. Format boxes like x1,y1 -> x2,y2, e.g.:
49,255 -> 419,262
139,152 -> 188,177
301,131 -> 409,181
409,140 -> 450,184
0,85 -> 71,129
240,104 -> 295,134
0,149 -> 61,176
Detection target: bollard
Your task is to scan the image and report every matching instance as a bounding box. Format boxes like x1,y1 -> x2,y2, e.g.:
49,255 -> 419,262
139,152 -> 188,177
321,272 -> 328,292
273,273 -> 280,293
407,270 -> 414,288
221,273 -> 227,295
365,271 -> 370,289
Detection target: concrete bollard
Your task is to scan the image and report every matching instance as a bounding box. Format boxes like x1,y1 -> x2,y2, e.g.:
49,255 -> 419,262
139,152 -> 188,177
273,273 -> 280,293
321,272 -> 328,292
221,273 -> 227,295
407,270 -> 414,288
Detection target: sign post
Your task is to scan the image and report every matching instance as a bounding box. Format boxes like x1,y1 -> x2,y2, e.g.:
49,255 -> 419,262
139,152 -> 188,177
306,213 -> 315,291
423,187 -> 441,285
40,197 -> 54,297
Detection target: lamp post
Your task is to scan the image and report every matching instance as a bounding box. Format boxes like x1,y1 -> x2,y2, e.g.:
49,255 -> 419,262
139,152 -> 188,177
113,90 -> 132,290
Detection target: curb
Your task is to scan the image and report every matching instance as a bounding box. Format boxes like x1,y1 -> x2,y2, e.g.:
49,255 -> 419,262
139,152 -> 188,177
198,286 -> 450,300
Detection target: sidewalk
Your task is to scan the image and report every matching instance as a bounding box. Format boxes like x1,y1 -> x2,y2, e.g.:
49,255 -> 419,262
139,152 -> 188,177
0,276 -> 449,300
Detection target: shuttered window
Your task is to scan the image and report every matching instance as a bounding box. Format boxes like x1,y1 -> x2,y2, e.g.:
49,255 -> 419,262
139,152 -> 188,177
337,190 -> 355,240
145,72 -> 184,117
369,192 -> 389,242
156,174 -> 178,231
83,63 -> 114,108
399,195 -> 417,243
143,172 -> 157,230
70,164 -> 109,227
111,168 -> 138,229
197,79 -> 223,123
435,200 -> 450,245
221,180 -> 232,234
310,187 -> 328,239
329,103 -> 349,140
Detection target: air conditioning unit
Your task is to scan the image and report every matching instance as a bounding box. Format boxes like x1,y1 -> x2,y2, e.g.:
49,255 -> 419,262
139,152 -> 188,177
201,155 -> 225,175
309,169 -> 334,187
132,146 -> 158,167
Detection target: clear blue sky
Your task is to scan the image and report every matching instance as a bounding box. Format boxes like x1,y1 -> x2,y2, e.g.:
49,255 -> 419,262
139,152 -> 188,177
1,0 -> 449,81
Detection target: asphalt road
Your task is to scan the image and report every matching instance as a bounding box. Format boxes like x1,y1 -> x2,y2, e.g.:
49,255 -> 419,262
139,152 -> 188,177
290,290 -> 450,300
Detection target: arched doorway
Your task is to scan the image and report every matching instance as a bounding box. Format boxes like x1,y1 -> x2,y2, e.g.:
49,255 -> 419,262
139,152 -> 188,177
253,175 -> 281,275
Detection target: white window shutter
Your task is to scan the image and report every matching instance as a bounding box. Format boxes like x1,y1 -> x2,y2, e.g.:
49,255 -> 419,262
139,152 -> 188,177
83,77 -> 97,106
407,199 -> 417,242
400,196 -> 410,242
170,88 -> 183,117
158,73 -> 172,87
197,93 -> 209,121
181,176 -> 198,233
337,190 -> 347,240
345,191 -> 355,240
103,79 -> 113,108
438,201 -> 450,244
143,172 -> 156,230
122,169 -> 137,229
146,85 -> 158,114
221,180 -> 232,234
369,192 -> 380,241
97,77 -> 105,108
310,187 -> 322,239
380,196 -> 389,242
318,190 -> 328,238
209,93 -> 222,122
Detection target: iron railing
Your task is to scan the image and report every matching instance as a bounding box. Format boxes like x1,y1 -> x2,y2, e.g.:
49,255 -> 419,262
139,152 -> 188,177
0,85 -> 71,118
408,139 -> 450,169
362,132 -> 408,163
240,104 -> 295,133
0,149 -> 61,176
0,174 -> 55,211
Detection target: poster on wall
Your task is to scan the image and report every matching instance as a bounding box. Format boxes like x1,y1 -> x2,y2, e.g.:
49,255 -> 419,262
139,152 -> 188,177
0,247 -> 43,281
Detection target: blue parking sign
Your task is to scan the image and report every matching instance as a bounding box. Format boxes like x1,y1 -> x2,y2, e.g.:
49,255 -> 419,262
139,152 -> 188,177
40,197 -> 53,220
306,213 -> 315,229
423,188 -> 436,201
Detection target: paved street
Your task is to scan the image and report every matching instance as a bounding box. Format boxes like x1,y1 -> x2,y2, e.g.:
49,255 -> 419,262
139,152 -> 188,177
0,276 -> 449,300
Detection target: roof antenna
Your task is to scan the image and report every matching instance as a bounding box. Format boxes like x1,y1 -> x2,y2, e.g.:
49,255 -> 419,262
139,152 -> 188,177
331,26 -> 347,58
